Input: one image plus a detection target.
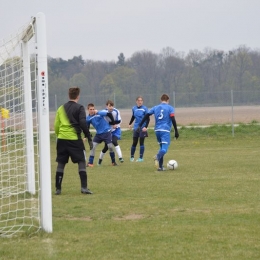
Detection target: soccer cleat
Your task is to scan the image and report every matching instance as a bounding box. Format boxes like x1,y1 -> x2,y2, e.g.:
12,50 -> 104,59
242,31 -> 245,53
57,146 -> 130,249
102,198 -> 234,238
136,158 -> 144,162
130,157 -> 134,162
119,158 -> 124,163
157,167 -> 166,171
87,163 -> 94,167
55,189 -> 61,195
153,155 -> 159,168
112,162 -> 118,166
81,188 -> 93,194
97,159 -> 102,166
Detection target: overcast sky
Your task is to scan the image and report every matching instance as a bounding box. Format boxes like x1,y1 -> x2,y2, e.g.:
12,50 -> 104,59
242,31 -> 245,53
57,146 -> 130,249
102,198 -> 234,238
1,0 -> 260,61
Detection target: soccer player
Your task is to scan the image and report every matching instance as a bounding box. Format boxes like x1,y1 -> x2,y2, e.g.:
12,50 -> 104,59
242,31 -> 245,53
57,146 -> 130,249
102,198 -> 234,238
98,100 -> 124,165
137,94 -> 179,171
128,96 -> 150,162
54,87 -> 93,195
86,103 -> 117,166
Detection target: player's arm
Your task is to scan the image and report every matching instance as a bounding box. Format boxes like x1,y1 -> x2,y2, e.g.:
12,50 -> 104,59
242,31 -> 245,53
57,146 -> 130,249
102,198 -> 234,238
106,112 -> 115,125
138,113 -> 151,131
171,115 -> 179,139
109,119 -> 121,125
129,115 -> 135,125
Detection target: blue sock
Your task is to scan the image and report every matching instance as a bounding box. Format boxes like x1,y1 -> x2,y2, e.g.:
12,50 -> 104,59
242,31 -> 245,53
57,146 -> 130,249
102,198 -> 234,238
110,152 -> 115,163
140,145 -> 144,159
131,146 -> 136,158
88,156 -> 94,164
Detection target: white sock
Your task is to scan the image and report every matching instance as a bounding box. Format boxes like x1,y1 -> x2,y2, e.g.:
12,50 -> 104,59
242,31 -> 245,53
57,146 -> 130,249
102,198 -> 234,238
115,145 -> 122,158
99,151 -> 106,160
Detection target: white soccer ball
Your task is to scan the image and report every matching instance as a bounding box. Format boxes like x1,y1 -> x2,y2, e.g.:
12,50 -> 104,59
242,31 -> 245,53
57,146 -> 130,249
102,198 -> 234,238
167,160 -> 178,170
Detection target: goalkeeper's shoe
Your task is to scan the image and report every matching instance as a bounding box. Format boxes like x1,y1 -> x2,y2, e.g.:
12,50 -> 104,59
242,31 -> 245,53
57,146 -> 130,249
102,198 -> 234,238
136,158 -> 144,162
55,189 -> 61,195
153,155 -> 159,168
81,188 -> 93,194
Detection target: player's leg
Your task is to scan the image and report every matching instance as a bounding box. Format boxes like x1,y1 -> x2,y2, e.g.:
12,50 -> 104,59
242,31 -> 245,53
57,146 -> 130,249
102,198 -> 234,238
70,139 -> 93,193
156,132 -> 170,171
88,135 -> 102,166
136,130 -> 148,162
102,132 -> 117,165
130,135 -> 138,162
78,161 -> 92,194
88,141 -> 98,166
112,135 -> 124,163
55,162 -> 65,195
107,142 -> 117,165
55,139 -> 69,195
98,143 -> 108,165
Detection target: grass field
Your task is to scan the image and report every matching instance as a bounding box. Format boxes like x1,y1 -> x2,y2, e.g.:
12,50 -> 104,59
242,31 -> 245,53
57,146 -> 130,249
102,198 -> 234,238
1,124 -> 260,260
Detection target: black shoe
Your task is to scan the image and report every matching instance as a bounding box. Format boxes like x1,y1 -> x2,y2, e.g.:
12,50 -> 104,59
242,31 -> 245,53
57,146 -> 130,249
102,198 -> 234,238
81,188 -> 93,194
55,189 -> 61,195
112,162 -> 118,166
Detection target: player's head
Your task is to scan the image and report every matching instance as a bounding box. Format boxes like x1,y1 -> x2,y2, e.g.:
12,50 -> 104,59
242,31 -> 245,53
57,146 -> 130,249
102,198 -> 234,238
161,94 -> 169,103
136,96 -> 143,107
69,87 -> 80,101
106,100 -> 114,112
87,103 -> 95,115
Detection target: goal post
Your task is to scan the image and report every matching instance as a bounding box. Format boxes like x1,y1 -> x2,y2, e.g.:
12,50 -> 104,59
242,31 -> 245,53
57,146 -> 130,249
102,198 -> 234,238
0,12 -> 52,237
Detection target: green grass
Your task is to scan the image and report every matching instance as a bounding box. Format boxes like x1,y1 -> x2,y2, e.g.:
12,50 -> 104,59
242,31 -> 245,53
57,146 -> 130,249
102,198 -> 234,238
1,124 -> 260,259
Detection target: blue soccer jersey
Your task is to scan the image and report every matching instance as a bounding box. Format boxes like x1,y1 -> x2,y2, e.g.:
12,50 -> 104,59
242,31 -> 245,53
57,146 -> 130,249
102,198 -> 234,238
148,103 -> 175,132
132,105 -> 149,130
86,110 -> 111,134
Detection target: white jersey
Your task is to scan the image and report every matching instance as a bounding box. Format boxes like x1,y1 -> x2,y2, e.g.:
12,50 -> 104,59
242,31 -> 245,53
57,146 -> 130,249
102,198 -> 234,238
103,108 -> 122,132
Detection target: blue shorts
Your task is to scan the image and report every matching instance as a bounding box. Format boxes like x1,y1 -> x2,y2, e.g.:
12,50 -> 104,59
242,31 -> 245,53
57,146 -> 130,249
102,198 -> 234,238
133,129 -> 148,138
111,127 -> 121,139
155,131 -> 170,146
93,132 -> 112,144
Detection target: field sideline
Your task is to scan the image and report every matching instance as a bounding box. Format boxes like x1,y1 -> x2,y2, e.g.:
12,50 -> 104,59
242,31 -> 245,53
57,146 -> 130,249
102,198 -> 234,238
1,126 -> 260,259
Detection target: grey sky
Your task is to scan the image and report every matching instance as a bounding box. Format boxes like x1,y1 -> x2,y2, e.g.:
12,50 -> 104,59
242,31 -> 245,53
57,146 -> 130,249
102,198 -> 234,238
1,0 -> 260,61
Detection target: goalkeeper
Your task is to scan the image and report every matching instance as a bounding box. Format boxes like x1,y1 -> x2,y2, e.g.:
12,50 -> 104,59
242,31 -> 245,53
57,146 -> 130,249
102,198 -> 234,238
54,87 -> 93,195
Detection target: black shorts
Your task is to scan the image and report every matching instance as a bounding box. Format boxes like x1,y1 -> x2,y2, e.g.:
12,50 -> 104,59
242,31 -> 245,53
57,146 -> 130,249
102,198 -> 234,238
56,139 -> 86,164
133,129 -> 148,138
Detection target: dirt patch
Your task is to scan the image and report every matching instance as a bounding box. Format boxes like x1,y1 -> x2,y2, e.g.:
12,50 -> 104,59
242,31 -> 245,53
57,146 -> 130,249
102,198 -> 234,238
113,214 -> 144,221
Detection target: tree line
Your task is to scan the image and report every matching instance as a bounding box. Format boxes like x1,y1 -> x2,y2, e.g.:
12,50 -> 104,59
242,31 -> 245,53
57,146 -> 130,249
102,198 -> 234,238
48,45 -> 260,109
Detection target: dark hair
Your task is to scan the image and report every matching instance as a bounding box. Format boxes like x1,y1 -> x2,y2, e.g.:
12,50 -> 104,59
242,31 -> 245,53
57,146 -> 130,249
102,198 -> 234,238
87,103 -> 95,109
161,94 -> 169,102
106,100 -> 114,106
69,87 -> 80,100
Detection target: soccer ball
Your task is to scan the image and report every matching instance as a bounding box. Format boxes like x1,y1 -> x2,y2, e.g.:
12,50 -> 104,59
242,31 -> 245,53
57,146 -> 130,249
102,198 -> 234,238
167,160 -> 178,170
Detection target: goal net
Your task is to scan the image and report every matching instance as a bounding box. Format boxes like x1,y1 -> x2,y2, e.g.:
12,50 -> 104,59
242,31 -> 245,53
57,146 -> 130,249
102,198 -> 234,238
0,13 -> 52,237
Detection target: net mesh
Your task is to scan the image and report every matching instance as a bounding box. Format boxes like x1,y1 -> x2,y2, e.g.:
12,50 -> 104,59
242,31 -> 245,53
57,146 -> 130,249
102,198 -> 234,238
0,19 -> 40,237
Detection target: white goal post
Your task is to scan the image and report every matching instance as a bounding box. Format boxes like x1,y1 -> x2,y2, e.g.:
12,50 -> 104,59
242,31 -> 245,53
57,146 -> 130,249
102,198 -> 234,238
0,12 -> 52,237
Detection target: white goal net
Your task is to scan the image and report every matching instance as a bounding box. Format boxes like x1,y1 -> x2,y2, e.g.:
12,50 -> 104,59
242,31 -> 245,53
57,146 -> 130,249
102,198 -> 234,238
0,13 -> 52,237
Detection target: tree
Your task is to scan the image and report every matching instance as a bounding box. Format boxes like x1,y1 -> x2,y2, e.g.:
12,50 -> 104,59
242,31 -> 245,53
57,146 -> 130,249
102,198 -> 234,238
117,53 -> 125,66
